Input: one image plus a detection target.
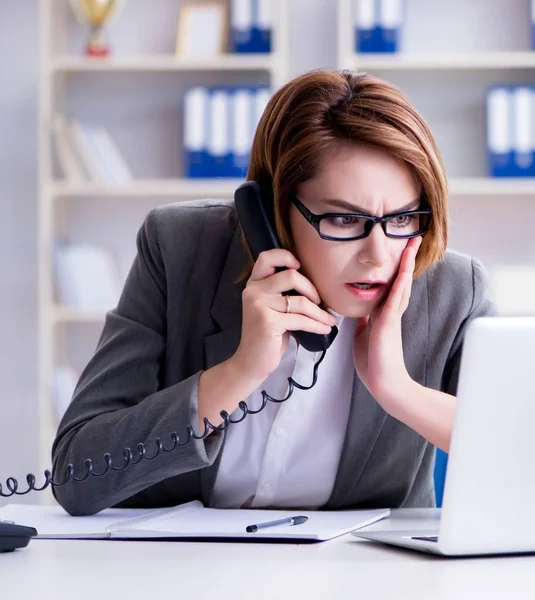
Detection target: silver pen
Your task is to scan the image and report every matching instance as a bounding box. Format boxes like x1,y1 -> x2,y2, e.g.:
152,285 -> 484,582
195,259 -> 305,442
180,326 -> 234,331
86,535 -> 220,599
246,515 -> 308,533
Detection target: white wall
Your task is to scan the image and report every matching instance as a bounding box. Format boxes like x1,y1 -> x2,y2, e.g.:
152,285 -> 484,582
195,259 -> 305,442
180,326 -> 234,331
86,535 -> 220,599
0,0 -> 39,504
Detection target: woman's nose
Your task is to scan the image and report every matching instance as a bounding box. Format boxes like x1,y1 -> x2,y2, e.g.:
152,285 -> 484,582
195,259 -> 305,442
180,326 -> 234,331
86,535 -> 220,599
356,223 -> 390,268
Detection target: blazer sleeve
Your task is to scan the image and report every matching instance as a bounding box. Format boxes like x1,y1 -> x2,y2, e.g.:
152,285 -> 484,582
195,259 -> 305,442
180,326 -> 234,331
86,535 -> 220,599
51,209 -> 224,516
442,257 -> 497,396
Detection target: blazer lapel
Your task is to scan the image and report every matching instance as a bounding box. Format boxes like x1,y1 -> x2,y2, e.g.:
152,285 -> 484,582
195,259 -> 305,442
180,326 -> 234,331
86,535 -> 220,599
201,223 -> 248,503
325,273 -> 429,509
324,374 -> 388,509
204,224 -> 248,367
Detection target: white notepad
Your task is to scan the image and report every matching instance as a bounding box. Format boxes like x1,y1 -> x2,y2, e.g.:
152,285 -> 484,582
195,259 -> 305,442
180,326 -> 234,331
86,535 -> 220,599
0,502 -> 390,542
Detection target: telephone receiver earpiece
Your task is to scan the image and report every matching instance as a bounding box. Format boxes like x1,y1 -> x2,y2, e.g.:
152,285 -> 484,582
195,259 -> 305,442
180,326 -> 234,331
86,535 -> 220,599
235,181 -> 338,352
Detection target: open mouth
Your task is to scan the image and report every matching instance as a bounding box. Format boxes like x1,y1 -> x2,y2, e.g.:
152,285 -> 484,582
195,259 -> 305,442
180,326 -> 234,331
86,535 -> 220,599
349,282 -> 384,290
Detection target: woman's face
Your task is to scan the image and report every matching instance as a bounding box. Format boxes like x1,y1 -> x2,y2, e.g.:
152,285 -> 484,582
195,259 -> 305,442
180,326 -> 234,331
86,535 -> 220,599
290,144 -> 421,318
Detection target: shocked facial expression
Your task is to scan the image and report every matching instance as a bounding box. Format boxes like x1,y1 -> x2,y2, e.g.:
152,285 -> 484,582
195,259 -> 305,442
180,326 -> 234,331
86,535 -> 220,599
290,143 -> 422,318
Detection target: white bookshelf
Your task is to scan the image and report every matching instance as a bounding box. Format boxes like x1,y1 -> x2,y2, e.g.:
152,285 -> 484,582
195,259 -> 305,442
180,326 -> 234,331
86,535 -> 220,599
38,0 -> 290,499
337,0 -> 535,318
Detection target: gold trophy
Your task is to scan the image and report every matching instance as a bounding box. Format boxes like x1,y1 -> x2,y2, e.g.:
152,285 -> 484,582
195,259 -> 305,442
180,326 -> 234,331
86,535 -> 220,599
69,0 -> 125,57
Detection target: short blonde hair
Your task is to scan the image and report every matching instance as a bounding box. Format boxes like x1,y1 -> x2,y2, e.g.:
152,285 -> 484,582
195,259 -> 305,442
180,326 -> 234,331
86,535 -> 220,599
245,69 -> 448,278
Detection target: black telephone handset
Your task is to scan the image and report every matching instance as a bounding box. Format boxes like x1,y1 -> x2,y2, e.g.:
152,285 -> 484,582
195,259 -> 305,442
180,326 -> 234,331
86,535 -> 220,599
235,181 -> 338,352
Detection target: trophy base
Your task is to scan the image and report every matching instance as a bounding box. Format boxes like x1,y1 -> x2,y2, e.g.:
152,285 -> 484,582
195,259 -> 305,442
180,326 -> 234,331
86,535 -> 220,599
86,45 -> 110,58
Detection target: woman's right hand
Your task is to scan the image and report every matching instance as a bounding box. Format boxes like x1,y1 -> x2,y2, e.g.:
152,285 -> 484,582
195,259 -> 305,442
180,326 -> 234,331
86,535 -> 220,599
230,249 -> 338,384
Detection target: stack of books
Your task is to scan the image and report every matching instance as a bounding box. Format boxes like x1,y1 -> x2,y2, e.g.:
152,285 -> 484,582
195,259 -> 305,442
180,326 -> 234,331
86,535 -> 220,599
51,114 -> 133,185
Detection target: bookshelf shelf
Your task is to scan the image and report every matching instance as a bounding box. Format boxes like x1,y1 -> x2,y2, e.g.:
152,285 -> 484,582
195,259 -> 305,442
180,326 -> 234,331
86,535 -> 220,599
449,178 -> 535,196
347,51 -> 535,71
50,54 -> 278,74
51,178 -> 244,199
50,177 -> 535,199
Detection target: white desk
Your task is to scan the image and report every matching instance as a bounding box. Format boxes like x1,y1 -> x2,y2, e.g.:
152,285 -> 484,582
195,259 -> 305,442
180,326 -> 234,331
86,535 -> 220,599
1,509 -> 534,600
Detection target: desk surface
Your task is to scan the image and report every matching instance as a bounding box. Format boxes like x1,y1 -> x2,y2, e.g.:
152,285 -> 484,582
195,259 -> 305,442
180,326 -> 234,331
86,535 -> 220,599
1,508 -> 534,600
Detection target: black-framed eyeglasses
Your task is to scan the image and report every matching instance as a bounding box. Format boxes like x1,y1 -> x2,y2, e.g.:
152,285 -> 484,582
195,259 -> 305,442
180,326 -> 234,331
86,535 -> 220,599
291,195 -> 432,242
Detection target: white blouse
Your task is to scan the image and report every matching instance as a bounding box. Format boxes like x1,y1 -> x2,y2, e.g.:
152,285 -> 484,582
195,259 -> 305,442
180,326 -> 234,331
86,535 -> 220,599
210,314 -> 356,509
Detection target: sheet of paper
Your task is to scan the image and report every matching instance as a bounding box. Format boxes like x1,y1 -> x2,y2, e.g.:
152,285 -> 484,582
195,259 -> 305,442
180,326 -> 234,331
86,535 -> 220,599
113,507 -> 391,540
0,504 -> 148,536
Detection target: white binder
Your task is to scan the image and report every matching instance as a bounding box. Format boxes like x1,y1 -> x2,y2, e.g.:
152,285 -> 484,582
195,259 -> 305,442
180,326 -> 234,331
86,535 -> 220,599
184,86 -> 208,177
50,114 -> 87,182
67,120 -> 107,183
531,86 -> 535,175
208,89 -> 230,176
231,0 -> 253,51
254,0 -> 272,52
231,89 -> 252,177
487,87 -> 513,177
91,126 -> 133,184
512,86 -> 533,176
253,87 -> 271,133
354,0 -> 377,52
378,0 -> 403,52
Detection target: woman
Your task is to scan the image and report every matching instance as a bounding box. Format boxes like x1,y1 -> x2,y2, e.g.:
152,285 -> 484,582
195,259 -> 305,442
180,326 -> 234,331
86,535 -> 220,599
52,70 -> 495,516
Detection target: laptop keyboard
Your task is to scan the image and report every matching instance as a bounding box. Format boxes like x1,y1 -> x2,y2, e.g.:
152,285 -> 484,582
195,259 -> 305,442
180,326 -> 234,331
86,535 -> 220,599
411,535 -> 439,543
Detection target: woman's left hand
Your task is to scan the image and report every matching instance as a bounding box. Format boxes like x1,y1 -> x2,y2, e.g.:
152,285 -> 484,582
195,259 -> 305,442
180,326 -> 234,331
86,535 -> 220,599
352,236 -> 422,411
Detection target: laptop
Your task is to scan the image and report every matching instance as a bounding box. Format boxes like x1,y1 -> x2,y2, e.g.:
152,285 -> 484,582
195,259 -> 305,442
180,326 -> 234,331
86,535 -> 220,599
353,316 -> 535,557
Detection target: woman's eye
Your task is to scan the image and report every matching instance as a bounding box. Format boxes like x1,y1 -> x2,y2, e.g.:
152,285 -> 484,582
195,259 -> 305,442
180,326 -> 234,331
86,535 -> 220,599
331,216 -> 360,227
393,215 -> 413,227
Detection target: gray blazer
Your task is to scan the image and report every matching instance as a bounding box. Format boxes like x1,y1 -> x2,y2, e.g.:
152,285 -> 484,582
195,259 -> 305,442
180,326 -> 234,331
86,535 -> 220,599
52,200 -> 495,516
